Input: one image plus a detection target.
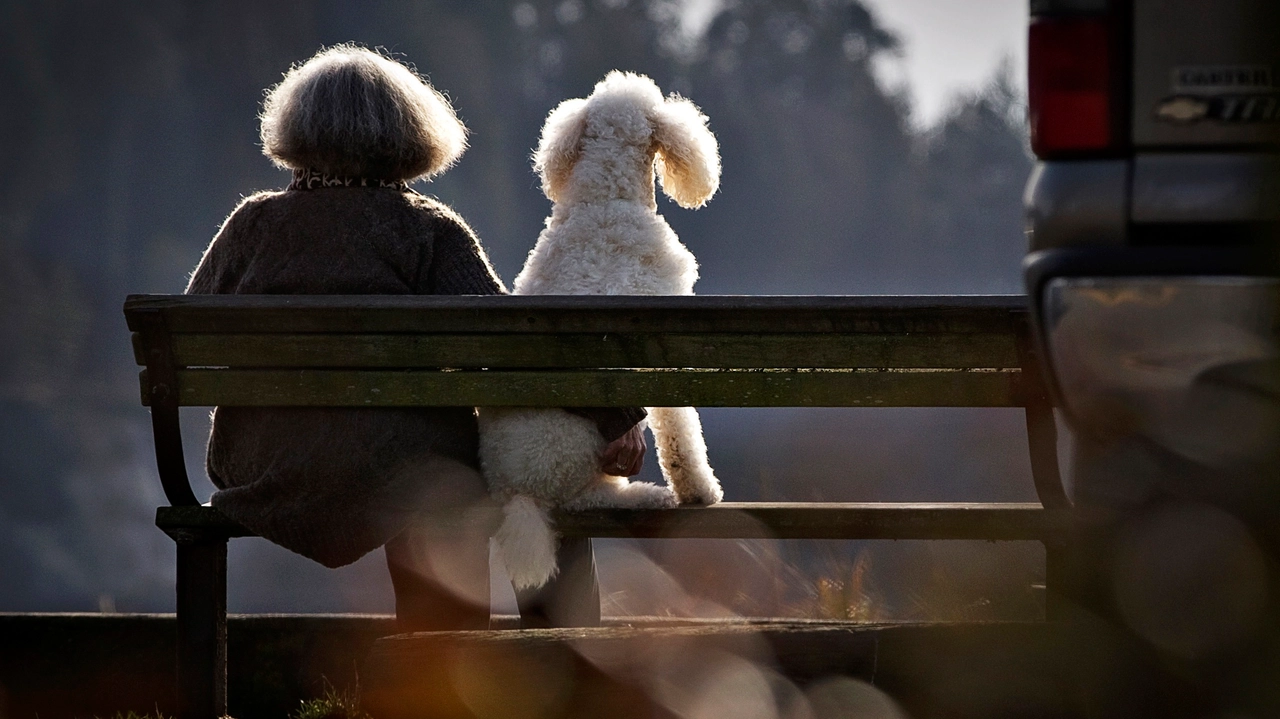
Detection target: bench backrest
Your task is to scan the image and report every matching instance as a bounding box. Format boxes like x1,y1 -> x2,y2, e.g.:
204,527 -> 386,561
127,294 -> 1031,407
125,294 -> 1065,509
124,292 -> 1064,509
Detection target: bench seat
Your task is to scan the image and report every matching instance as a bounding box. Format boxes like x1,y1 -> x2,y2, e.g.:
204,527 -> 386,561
157,502 -> 1070,542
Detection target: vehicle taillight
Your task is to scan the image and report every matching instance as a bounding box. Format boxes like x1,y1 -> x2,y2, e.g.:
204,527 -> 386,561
1028,16 -> 1114,158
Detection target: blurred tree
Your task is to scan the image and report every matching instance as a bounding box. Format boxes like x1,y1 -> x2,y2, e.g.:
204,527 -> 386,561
675,0 -> 918,293
911,59 -> 1032,292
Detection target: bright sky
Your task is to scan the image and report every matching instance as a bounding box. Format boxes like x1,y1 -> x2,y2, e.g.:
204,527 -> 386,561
682,0 -> 1028,128
861,0 -> 1028,126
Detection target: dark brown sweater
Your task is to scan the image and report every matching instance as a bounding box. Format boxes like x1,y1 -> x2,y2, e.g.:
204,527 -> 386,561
187,185 -> 639,567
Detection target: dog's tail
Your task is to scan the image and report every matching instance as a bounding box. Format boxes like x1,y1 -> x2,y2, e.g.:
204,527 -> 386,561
494,495 -> 559,590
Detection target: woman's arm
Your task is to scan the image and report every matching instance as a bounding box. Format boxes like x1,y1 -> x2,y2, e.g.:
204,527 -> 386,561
597,424 -> 646,477
420,206 -> 648,471
565,407 -> 647,442
417,205 -> 507,296
186,193 -> 271,295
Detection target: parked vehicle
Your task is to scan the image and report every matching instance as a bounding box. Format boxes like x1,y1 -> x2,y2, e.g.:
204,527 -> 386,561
1024,0 -> 1278,517
1023,0 -> 1279,713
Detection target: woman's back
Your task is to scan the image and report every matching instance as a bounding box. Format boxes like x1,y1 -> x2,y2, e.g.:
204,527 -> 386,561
186,182 -> 506,569
188,185 -> 502,297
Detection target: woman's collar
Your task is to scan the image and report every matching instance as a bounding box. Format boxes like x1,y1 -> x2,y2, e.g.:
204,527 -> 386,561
288,168 -> 409,191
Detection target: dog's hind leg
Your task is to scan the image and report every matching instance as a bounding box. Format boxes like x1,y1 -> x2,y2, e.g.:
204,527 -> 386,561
562,476 -> 677,511
648,406 -> 724,505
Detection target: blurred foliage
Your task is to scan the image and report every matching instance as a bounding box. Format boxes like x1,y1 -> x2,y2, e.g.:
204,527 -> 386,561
292,683 -> 370,719
96,711 -> 171,719
0,0 -> 1033,612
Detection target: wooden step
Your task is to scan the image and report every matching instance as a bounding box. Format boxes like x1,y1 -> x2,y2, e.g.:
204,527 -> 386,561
360,619 -> 1197,719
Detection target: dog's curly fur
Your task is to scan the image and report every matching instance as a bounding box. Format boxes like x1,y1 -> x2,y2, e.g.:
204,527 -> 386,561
259,45 -> 467,181
479,71 -> 725,590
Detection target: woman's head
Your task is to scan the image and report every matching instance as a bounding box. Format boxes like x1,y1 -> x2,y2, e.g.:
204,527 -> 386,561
260,45 -> 467,182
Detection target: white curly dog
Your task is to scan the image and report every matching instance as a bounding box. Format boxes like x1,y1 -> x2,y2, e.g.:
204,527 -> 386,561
479,71 -> 725,590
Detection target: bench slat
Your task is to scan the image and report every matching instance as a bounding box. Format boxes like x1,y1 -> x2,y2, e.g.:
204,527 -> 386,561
555,502 -> 1061,540
125,294 -> 1026,335
163,332 -> 1020,370
149,368 -> 1023,408
157,502 -> 1062,541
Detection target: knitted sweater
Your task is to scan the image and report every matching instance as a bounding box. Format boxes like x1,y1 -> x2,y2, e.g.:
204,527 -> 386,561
187,184 -> 640,567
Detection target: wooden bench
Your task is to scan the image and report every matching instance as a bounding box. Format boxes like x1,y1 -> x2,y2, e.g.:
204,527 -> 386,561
125,294 -> 1072,719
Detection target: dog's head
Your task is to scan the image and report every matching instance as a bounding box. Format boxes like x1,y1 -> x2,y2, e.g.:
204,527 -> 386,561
533,71 -> 720,209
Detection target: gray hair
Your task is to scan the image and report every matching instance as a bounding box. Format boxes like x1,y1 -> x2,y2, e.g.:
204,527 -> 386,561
259,45 -> 467,181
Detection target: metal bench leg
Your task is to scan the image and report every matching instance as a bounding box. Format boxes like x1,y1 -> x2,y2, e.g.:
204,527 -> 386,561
1016,322 -> 1076,621
174,531 -> 228,719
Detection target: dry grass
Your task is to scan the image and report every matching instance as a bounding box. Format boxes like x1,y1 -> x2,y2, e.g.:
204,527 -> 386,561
814,551 -> 879,621
607,537 -> 1042,622
292,684 -> 369,719
798,542 -> 1044,623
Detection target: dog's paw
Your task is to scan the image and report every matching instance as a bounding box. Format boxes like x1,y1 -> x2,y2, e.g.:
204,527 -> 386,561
562,478 -> 678,510
627,482 -> 680,509
666,463 -> 724,505
675,478 -> 723,506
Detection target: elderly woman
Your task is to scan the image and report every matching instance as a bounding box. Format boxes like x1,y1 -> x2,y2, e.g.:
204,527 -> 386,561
187,46 -> 644,629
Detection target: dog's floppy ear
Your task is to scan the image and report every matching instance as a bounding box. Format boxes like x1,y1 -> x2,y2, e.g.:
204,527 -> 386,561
651,95 -> 720,209
533,97 -> 589,203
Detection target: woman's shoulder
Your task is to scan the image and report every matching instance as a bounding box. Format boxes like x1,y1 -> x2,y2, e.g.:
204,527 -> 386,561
399,191 -> 473,230
187,190 -> 285,293
218,189 -> 289,232
217,187 -> 475,249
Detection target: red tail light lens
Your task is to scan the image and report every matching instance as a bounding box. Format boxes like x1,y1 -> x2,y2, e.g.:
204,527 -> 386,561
1029,16 -> 1113,158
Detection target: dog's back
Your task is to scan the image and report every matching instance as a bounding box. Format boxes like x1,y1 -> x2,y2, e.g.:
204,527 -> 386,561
514,202 -> 698,296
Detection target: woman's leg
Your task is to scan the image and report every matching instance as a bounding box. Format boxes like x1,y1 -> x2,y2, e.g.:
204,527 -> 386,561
514,537 -> 601,628
385,528 -> 490,631
384,456 -> 494,631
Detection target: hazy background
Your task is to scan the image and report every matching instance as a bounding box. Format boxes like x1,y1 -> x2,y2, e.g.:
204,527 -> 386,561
0,0 -> 1041,618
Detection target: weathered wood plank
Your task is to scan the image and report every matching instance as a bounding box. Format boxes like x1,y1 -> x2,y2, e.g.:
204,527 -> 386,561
157,502 -> 1062,541
167,332 -> 1020,370
365,621 -> 1065,672
553,502 -> 1061,540
125,294 -> 1027,335
363,620 -> 1189,719
157,506 -> 255,538
152,368 -> 1023,408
